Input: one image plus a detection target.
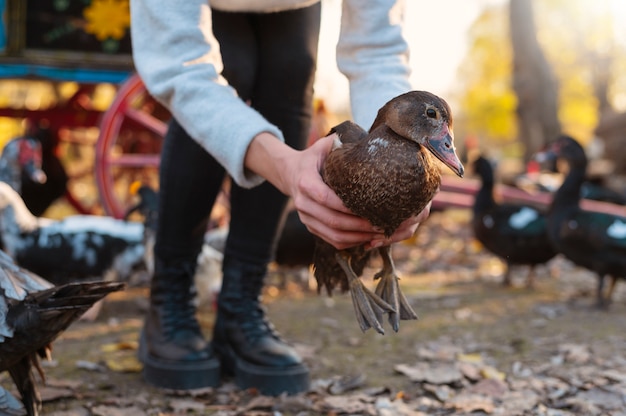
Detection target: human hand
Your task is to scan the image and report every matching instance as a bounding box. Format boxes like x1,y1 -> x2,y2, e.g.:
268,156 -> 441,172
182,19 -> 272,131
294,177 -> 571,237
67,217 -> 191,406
365,201 -> 431,250
278,134 -> 377,249
283,135 -> 431,250
245,132 -> 431,250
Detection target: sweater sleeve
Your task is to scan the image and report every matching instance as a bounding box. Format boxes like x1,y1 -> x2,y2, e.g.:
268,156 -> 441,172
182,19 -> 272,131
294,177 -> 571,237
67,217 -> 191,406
130,0 -> 284,188
336,0 -> 412,129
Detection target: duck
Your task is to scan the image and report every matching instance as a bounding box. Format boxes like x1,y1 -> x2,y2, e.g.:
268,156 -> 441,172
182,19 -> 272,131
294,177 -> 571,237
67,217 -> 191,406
124,182 -> 160,279
0,136 -> 47,197
579,177 -> 626,206
0,249 -> 125,416
19,124 -> 69,217
517,156 -> 626,206
472,155 -> 557,288
313,91 -> 465,334
0,181 -> 146,287
535,135 -> 626,307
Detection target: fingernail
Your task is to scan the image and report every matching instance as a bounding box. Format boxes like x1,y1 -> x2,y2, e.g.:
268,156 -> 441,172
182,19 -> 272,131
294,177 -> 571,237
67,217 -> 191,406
370,240 -> 383,248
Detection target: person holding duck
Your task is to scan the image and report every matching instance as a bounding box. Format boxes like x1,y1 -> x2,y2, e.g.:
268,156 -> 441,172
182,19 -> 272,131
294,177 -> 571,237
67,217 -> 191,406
130,0 -> 430,395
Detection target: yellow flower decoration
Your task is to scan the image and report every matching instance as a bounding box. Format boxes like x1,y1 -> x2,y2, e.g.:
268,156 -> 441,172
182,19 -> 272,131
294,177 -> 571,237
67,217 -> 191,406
83,0 -> 130,41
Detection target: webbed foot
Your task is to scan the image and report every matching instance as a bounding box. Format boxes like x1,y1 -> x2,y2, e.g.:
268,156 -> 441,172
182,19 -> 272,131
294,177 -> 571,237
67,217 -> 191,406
335,251 -> 394,334
374,245 -> 418,332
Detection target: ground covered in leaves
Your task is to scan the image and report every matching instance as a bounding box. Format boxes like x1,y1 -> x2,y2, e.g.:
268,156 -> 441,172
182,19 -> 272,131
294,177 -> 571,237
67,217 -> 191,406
3,209 -> 626,415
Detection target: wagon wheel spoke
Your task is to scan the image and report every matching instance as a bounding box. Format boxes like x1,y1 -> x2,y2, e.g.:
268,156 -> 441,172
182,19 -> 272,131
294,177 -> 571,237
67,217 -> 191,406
106,154 -> 161,168
96,74 -> 168,219
123,108 -> 167,138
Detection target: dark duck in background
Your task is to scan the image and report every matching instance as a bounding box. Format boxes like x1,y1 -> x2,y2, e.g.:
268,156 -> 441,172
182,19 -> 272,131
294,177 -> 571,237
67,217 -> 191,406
472,155 -> 557,288
0,136 -> 47,197
313,91 -> 464,334
0,249 -> 124,416
535,135 -> 626,307
0,123 -> 69,217
19,123 -> 69,217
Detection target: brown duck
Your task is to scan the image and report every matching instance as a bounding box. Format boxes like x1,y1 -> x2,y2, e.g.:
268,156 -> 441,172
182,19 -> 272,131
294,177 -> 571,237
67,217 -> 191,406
313,90 -> 464,334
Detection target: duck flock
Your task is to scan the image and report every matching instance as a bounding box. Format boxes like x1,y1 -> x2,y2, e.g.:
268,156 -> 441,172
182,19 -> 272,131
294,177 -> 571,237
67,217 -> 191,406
472,134 -> 626,308
1,96 -> 626,414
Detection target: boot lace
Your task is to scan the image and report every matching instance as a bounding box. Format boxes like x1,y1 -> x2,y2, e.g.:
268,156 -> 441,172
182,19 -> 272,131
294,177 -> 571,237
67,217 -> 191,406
237,294 -> 282,343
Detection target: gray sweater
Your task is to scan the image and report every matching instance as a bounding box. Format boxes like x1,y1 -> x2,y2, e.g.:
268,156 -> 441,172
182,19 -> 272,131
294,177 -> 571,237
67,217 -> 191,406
130,0 -> 412,188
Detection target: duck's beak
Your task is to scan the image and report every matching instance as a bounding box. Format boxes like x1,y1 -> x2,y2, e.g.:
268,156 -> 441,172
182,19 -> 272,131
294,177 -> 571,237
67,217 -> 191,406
533,141 -> 559,166
24,162 -> 47,184
426,124 -> 464,177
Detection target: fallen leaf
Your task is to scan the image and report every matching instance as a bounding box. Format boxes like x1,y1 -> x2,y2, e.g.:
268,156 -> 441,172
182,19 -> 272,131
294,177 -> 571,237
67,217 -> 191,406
395,362 -> 463,385
169,398 -> 207,412
457,353 -> 483,364
375,397 -> 423,416
458,362 -> 481,381
423,383 -> 455,401
499,390 -> 540,414
105,355 -> 142,373
573,387 -> 625,410
90,405 -> 147,416
75,360 -> 106,372
446,393 -> 495,413
480,365 -> 506,381
321,394 -> 376,415
465,378 -> 508,398
328,373 -> 367,395
558,343 -> 591,364
40,385 -> 76,403
100,341 -> 138,353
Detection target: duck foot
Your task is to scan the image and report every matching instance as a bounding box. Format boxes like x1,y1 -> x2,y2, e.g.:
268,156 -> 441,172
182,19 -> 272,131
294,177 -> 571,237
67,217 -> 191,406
335,251 -> 394,334
374,245 -> 418,332
525,266 -> 536,290
502,266 -> 513,287
596,274 -> 615,310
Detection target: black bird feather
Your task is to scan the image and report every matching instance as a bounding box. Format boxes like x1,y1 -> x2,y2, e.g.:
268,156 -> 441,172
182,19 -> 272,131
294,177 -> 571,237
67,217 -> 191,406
0,249 -> 124,416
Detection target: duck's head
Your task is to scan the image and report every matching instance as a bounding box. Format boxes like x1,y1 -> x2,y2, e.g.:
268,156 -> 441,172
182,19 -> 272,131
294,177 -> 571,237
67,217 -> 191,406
534,134 -> 587,171
18,138 -> 47,184
472,155 -> 495,180
371,91 -> 464,177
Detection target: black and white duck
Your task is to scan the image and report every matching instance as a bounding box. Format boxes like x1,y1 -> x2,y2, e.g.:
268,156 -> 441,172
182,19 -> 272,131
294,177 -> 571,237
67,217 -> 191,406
0,181 -> 146,286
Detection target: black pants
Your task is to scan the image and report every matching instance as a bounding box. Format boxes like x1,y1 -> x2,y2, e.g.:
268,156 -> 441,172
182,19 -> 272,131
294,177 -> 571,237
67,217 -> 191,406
154,4 -> 321,269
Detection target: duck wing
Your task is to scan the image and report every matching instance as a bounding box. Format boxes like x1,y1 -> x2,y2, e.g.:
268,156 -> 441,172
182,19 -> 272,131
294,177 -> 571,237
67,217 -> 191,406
483,205 -> 549,237
558,210 -> 626,252
0,250 -> 125,416
328,121 -> 367,145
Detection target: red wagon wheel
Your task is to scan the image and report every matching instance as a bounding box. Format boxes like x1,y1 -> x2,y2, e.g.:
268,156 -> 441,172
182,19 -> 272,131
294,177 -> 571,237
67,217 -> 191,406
95,74 -> 169,219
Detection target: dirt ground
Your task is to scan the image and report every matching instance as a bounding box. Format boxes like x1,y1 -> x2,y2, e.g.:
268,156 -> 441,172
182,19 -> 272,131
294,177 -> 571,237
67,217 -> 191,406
4,209 -> 626,415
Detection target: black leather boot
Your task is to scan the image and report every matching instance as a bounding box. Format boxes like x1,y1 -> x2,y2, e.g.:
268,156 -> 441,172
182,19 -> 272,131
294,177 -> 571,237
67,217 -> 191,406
139,258 -> 220,389
213,256 -> 309,395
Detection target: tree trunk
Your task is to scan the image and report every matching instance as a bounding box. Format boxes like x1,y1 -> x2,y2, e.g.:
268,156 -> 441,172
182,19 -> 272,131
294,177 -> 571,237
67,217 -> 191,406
590,52 -> 626,174
594,111 -> 626,175
509,0 -> 560,162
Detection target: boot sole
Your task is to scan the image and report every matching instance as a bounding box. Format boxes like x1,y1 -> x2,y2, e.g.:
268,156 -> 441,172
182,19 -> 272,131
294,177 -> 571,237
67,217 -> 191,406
234,359 -> 310,396
139,332 -> 221,390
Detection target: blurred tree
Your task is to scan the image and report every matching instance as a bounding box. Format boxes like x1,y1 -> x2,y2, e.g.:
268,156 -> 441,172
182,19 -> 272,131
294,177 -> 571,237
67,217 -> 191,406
456,0 -> 626,168
510,0 -> 560,162
455,8 -> 517,154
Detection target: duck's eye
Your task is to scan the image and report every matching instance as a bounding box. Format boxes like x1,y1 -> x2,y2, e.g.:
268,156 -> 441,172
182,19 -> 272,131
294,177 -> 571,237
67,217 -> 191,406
426,108 -> 437,119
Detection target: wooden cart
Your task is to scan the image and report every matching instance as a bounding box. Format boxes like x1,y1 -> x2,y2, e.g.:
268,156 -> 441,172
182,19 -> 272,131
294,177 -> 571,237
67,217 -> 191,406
0,0 -> 166,218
